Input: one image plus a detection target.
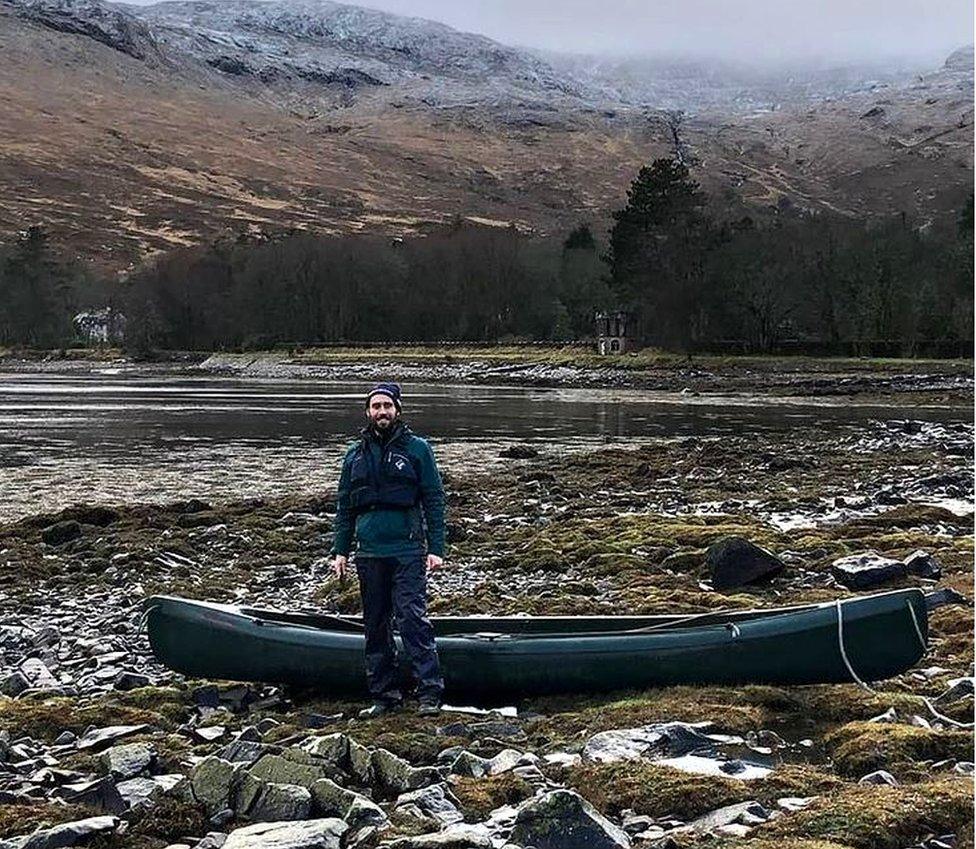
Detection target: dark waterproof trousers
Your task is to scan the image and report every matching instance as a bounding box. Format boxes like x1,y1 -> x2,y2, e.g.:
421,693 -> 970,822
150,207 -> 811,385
355,553 -> 445,703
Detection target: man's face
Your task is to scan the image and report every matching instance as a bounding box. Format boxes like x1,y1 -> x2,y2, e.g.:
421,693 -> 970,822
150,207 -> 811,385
367,394 -> 399,430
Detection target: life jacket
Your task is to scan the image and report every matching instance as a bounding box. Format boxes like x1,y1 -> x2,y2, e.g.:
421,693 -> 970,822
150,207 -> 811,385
348,423 -> 422,512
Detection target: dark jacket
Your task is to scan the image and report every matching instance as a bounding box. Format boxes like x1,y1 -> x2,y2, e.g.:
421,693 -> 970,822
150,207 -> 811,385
331,421 -> 446,558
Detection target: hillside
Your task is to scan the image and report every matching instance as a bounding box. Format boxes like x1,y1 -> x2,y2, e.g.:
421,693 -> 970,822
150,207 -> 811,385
0,0 -> 971,270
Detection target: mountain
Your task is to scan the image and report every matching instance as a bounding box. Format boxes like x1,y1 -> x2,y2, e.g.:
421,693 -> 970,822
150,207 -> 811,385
0,0 -> 971,270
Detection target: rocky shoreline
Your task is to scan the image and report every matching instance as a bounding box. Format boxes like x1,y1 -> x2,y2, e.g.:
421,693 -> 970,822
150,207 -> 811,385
1,406 -> 974,849
1,349 -> 972,406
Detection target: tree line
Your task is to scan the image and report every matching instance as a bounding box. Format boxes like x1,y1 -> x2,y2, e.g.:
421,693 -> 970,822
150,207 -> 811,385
0,161 -> 972,355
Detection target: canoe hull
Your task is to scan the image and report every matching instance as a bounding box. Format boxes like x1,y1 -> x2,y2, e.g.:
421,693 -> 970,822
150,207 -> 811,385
146,590 -> 928,698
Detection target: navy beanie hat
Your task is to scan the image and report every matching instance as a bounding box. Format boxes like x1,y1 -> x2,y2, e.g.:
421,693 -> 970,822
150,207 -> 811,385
366,382 -> 402,411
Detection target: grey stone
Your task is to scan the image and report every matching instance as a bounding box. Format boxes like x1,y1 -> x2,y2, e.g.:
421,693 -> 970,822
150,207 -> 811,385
113,671 -> 152,691
309,778 -> 358,817
116,777 -> 165,810
0,671 -> 30,697
299,734 -> 349,769
344,796 -> 387,830
191,756 -> 243,814
76,725 -> 149,752
395,783 -> 463,825
222,820 -> 348,849
250,783 -> 312,822
448,751 -> 490,778
99,742 -> 156,780
831,552 -> 906,589
904,550 -> 942,579
858,770 -> 898,786
347,739 -> 373,785
486,749 -> 524,775
706,537 -> 784,590
935,677 -> 974,705
218,739 -> 272,766
249,752 -> 332,789
232,771 -> 266,816
510,789 -> 631,849
383,824 -> 493,848
685,801 -> 769,834
582,722 -> 716,763
51,777 -> 126,815
371,748 -> 437,793
18,817 -> 118,849
42,521 -> 82,547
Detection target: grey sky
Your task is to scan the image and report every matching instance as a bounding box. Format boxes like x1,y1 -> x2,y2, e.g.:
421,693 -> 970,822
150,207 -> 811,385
129,0 -> 973,64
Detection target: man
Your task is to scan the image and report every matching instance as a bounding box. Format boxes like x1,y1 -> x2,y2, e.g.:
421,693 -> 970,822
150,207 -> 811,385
331,382 -> 446,718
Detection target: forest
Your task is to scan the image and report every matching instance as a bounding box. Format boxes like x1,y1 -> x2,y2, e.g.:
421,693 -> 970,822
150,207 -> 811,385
0,159 -> 972,356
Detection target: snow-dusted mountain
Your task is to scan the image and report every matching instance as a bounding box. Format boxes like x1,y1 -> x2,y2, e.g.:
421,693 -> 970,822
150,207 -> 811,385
0,0 -> 972,268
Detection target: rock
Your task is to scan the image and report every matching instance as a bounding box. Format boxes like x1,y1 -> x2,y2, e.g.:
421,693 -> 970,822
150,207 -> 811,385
18,816 -> 119,849
299,734 -> 349,769
347,739 -> 373,785
51,777 -> 126,815
499,445 -> 538,459
218,739 -> 272,766
904,550 -> 942,579
191,756 -> 243,814
117,777 -> 166,810
685,801 -> 769,834
705,537 -> 784,590
344,796 -> 388,830
510,789 -> 631,849
831,552 -> 906,589
249,753 -> 331,789
486,749 -> 524,775
372,748 -> 437,793
859,770 -> 898,786
99,742 -> 156,780
867,707 -> 900,723
449,751 -> 490,778
222,820 -> 348,849
232,771 -> 266,817
309,778 -> 359,817
395,784 -> 463,825
250,783 -> 312,822
42,521 -> 82,546
113,671 -> 152,691
0,671 -> 30,697
777,796 -> 817,812
197,833 -> 228,849
935,677 -> 974,705
76,725 -> 150,752
582,722 -> 716,763
383,824 -> 493,848
193,726 -> 227,743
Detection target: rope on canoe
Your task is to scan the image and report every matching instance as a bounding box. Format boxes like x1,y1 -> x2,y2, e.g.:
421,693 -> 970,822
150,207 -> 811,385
835,599 -> 877,693
836,597 -> 974,730
904,600 -> 974,731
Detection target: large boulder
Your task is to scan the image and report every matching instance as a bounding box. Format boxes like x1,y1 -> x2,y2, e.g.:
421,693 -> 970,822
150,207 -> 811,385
190,756 -> 243,814
706,537 -> 784,590
298,734 -> 349,770
18,817 -> 119,849
222,820 -> 347,849
395,784 -> 463,825
831,552 -> 906,589
904,550 -> 942,579
510,790 -> 631,849
371,749 -> 438,794
76,725 -> 149,752
42,521 -> 82,546
249,752 -> 332,789
99,742 -> 156,780
249,784 -> 312,822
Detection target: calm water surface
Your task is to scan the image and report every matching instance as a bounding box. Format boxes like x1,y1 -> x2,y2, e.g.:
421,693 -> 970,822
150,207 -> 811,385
1,372 -> 969,522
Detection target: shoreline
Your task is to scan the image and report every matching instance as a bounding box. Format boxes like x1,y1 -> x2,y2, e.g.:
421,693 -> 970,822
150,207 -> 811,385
1,347 -> 973,407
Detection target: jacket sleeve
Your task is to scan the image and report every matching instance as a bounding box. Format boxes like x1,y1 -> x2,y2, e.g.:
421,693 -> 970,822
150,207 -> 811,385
330,446 -> 357,556
417,439 -> 446,557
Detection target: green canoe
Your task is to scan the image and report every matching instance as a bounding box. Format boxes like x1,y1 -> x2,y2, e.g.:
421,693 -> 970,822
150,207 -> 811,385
144,588 -> 937,698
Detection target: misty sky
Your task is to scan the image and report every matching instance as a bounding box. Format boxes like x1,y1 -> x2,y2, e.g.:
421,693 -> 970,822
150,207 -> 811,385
128,0 -> 973,64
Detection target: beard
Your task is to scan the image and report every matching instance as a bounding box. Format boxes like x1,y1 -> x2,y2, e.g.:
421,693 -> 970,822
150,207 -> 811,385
370,413 -> 397,429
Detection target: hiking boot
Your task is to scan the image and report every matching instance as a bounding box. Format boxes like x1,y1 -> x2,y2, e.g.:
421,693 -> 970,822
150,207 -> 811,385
357,701 -> 399,719
417,698 -> 441,717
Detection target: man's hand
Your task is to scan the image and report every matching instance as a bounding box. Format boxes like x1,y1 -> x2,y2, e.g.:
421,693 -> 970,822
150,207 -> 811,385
426,554 -> 444,571
332,555 -> 348,580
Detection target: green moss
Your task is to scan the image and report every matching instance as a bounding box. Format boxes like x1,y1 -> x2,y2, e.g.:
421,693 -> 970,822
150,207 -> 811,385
0,802 -> 94,839
128,796 -> 209,842
758,779 -> 974,849
448,774 -> 534,821
825,721 -> 975,777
